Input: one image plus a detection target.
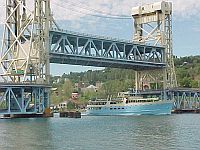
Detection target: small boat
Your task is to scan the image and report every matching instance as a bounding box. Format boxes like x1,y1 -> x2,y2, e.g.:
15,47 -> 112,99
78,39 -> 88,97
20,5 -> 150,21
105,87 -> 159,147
85,91 -> 173,116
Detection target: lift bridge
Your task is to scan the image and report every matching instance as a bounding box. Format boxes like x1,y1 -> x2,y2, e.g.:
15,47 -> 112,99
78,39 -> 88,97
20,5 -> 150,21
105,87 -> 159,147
0,0 -> 199,116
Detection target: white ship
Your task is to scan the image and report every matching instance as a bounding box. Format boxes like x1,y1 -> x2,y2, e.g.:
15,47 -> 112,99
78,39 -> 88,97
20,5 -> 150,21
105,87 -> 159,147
85,91 -> 173,116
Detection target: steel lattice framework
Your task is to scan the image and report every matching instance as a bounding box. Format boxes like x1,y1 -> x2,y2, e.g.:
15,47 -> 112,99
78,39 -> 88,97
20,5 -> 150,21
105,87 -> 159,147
132,1 -> 177,91
49,29 -> 165,70
0,0 -> 54,115
0,84 -> 50,114
0,0 -> 52,84
168,89 -> 200,110
175,93 -> 200,109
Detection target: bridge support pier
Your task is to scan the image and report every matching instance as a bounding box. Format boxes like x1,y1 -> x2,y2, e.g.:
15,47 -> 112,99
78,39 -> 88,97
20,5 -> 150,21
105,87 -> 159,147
0,84 -> 50,115
0,0 -> 53,117
167,90 -> 200,110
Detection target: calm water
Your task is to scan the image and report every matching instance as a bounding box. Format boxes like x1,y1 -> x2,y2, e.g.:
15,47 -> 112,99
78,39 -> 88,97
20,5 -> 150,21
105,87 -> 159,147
0,114 -> 200,150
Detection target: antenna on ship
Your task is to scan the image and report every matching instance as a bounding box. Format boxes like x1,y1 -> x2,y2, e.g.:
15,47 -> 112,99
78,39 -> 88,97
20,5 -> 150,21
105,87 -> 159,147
110,95 -> 112,101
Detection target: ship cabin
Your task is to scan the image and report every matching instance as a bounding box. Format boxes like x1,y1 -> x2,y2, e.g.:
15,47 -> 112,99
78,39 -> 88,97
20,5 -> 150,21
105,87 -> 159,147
88,98 -> 124,106
88,99 -> 108,106
125,97 -> 160,104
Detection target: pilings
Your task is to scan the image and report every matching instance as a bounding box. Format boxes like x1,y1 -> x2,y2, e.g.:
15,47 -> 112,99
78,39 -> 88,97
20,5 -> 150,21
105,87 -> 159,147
60,111 -> 81,118
172,109 -> 200,114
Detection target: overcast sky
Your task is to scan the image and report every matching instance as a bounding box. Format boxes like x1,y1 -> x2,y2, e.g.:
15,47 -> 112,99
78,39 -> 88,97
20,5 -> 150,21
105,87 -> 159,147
0,0 -> 200,75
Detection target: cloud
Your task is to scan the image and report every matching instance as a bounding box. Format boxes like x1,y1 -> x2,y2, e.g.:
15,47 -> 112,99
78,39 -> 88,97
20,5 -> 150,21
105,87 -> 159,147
50,0 -> 200,21
48,0 -> 200,38
0,0 -> 199,23
173,0 -> 200,19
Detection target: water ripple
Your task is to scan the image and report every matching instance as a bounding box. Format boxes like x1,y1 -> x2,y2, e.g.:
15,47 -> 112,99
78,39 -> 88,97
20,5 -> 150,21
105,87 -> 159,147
0,114 -> 200,150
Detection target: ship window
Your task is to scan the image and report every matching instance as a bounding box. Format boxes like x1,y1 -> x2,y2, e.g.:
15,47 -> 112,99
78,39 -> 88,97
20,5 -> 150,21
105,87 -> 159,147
114,108 -> 116,110
122,108 -> 125,109
110,108 -> 113,110
110,102 -> 116,104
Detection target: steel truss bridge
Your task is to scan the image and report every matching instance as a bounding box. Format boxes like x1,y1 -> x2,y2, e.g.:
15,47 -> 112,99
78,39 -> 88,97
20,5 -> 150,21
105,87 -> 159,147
169,89 -> 200,110
49,29 -> 165,70
0,0 -> 199,116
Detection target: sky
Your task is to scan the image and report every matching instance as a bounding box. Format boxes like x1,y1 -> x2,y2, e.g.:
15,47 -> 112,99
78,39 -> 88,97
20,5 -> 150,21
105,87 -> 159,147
0,0 -> 200,75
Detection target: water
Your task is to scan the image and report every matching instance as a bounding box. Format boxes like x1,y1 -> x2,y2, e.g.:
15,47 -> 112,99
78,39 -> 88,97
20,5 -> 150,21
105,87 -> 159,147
0,114 -> 200,150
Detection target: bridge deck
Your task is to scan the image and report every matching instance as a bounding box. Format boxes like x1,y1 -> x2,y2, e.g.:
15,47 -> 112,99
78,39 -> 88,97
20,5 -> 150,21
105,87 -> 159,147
49,29 -> 166,70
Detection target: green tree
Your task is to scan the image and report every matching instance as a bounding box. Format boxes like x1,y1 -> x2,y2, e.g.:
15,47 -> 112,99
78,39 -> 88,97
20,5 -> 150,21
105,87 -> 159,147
67,101 -> 76,110
62,79 -> 74,100
50,92 -> 57,104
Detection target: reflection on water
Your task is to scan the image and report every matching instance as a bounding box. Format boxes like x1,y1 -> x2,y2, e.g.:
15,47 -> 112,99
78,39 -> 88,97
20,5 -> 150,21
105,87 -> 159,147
0,114 -> 200,150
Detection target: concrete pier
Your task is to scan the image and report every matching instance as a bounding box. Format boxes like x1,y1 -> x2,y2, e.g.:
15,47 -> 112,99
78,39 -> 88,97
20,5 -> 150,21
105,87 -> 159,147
1,108 -> 53,119
172,109 -> 200,114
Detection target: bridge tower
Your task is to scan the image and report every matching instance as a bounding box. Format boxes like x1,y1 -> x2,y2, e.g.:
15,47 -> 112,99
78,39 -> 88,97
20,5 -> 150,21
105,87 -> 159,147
132,1 -> 177,91
0,0 -> 53,115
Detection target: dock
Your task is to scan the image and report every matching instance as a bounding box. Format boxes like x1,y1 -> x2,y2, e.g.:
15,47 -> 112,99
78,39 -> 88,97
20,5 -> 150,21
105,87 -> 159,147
172,109 -> 200,114
60,111 -> 81,118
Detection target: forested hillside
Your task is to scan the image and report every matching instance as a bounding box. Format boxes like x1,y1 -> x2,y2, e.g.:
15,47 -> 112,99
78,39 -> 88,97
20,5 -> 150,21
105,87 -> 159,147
175,55 -> 200,87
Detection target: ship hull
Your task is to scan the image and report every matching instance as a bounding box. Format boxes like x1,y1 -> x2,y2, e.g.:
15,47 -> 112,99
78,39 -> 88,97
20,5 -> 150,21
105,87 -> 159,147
85,101 -> 173,116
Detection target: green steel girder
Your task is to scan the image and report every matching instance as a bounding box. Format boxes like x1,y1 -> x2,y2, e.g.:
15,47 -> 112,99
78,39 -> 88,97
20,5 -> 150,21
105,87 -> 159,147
167,89 -> 200,109
49,29 -> 166,71
0,84 -> 50,115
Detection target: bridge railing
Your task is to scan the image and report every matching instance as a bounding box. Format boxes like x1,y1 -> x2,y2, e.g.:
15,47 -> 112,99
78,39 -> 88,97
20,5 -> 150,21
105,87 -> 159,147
50,28 -> 133,43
